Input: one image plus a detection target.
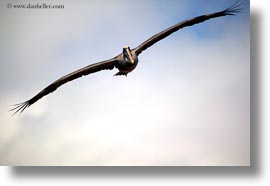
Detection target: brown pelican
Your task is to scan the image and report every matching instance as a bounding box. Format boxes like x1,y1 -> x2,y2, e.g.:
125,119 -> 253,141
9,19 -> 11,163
11,2 -> 242,115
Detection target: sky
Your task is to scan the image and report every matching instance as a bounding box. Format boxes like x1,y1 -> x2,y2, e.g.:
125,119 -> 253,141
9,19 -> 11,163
0,0 -> 250,165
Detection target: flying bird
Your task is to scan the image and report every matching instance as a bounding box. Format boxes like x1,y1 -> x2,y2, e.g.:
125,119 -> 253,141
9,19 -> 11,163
11,1 -> 242,115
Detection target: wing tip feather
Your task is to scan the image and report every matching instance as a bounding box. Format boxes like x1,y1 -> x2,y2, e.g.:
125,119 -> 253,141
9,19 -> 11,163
223,0 -> 243,16
9,101 -> 30,116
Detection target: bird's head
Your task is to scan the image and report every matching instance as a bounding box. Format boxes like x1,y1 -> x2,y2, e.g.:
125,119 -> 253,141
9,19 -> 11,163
123,46 -> 134,64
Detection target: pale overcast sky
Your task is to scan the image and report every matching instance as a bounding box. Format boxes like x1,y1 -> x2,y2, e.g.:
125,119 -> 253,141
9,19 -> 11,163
0,0 -> 250,165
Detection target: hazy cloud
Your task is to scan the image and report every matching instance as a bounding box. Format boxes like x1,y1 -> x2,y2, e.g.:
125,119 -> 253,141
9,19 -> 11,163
0,0 -> 250,165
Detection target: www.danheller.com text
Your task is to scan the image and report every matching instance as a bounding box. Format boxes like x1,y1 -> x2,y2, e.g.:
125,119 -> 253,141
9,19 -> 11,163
7,2 -> 64,9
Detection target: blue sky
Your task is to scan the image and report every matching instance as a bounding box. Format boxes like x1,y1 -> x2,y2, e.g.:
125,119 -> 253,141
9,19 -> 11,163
0,0 -> 250,165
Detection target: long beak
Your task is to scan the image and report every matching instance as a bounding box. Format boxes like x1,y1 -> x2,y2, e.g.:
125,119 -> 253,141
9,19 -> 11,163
126,49 -> 134,64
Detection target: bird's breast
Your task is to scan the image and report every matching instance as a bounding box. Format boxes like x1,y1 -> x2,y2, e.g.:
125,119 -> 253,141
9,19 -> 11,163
116,54 -> 139,73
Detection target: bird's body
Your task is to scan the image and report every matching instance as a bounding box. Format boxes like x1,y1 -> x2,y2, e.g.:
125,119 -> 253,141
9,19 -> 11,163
114,47 -> 139,76
11,1 -> 242,115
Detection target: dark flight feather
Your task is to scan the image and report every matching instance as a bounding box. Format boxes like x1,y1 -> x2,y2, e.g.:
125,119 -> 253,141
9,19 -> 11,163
134,1 -> 242,56
10,58 -> 117,115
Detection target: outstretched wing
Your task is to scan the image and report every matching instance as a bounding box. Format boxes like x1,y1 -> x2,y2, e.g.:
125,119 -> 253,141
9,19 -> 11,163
11,58 -> 118,115
133,1 -> 242,56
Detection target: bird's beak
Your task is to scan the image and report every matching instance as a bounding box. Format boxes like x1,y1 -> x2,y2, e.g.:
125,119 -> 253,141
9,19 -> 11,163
126,48 -> 134,64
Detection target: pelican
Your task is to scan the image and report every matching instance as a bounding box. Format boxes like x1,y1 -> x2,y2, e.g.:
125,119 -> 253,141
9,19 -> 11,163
11,2 -> 242,115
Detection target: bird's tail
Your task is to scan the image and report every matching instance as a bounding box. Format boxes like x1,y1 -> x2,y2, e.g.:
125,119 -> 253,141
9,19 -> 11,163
114,71 -> 128,76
